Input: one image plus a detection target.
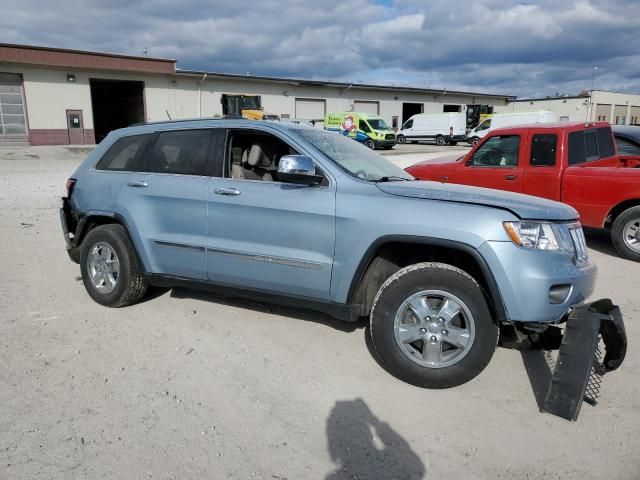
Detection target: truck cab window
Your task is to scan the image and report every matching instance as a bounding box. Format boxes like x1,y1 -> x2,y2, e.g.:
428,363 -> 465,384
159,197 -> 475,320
476,119 -> 491,131
530,134 -> 557,166
402,119 -> 413,129
470,135 -> 520,167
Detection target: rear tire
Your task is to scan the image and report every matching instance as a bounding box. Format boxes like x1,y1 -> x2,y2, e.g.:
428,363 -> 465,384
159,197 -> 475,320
435,135 -> 445,146
370,262 -> 498,388
80,224 -> 148,307
365,139 -> 376,150
449,141 -> 458,146
611,206 -> 640,262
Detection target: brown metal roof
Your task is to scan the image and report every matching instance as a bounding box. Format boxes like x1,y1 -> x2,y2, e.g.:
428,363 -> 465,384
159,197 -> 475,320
0,43 -> 176,74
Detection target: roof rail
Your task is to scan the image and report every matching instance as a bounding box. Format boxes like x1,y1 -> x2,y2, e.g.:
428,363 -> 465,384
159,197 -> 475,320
129,115 -> 244,127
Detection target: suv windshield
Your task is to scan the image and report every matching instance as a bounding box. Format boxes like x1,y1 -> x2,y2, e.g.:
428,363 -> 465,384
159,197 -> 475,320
296,129 -> 414,181
367,119 -> 388,130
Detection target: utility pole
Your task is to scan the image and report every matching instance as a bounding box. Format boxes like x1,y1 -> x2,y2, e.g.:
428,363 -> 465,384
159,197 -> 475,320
588,65 -> 597,121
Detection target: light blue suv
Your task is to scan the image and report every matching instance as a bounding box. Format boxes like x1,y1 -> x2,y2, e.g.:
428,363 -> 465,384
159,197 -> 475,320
60,119 -> 625,394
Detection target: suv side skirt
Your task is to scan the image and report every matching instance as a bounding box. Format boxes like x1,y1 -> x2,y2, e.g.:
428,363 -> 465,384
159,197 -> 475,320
147,273 -> 361,322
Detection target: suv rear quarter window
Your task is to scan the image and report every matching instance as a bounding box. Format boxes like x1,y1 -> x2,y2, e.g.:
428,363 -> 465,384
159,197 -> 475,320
95,134 -> 152,171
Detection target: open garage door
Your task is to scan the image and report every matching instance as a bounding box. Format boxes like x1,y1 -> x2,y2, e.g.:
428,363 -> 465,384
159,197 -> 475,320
353,101 -> 379,115
295,98 -> 325,122
402,103 -> 423,124
90,79 -> 145,144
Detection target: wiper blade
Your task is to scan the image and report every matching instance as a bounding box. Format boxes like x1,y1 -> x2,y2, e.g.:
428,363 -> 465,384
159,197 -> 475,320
372,176 -> 414,182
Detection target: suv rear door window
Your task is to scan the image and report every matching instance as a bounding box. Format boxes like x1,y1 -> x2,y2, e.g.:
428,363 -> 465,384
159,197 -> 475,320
148,130 -> 211,175
568,127 -> 616,165
95,134 -> 152,171
530,134 -> 557,166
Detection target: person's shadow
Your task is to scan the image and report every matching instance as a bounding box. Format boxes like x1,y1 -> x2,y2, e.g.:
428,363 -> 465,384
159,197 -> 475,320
325,398 -> 426,480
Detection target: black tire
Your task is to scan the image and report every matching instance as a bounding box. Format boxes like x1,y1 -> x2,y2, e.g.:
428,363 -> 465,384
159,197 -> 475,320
365,139 -> 376,150
449,141 -> 458,146
471,137 -> 480,147
397,135 -> 406,144
611,206 -> 640,262
80,224 -> 148,307
370,262 -> 497,388
435,135 -> 445,146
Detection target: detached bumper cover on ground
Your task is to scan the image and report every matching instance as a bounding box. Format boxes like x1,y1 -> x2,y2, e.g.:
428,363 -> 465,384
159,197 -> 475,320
544,298 -> 627,421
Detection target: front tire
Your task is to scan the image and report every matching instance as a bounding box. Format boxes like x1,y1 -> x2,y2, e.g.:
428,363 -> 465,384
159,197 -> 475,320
80,224 -> 148,307
611,206 -> 640,262
471,137 -> 480,147
370,262 -> 497,388
397,135 -> 406,144
364,139 -> 376,150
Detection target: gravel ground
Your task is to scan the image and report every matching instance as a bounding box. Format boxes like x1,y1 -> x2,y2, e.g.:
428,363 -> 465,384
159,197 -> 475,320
0,145 -> 638,480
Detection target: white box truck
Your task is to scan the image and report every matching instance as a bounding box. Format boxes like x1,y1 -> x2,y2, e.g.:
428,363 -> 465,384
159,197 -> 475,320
467,110 -> 557,146
397,113 -> 467,146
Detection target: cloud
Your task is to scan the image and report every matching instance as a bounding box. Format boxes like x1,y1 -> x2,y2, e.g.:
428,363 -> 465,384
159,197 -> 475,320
0,0 -> 638,96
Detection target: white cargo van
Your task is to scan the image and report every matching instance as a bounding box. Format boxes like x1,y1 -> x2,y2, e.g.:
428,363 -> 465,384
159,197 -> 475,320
467,110 -> 557,146
397,113 -> 467,146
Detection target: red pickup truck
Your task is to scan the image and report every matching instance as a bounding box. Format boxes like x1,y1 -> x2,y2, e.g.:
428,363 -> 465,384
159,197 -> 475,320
406,122 -> 640,261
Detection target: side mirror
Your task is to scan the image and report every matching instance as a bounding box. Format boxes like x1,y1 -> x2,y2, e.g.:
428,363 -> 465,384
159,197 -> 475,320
277,155 -> 324,186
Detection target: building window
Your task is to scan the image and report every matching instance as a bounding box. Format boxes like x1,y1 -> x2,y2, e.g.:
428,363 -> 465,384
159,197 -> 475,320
392,116 -> 398,129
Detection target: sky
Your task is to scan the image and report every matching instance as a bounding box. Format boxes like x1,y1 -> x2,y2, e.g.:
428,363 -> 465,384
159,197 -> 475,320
1,0 -> 639,97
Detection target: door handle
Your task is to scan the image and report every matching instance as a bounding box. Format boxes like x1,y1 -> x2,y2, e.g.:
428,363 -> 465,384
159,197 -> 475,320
214,187 -> 241,196
505,175 -> 516,181
127,180 -> 148,188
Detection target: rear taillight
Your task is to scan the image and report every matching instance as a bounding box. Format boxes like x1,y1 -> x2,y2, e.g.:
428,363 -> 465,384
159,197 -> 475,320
66,178 -> 76,198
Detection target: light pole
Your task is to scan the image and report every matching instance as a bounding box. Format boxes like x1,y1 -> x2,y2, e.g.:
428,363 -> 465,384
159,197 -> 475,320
588,65 -> 597,121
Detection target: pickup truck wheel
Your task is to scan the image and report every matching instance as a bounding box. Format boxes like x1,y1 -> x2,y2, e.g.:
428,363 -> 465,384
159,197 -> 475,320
365,139 -> 376,150
435,135 -> 445,146
397,135 -> 406,144
611,206 -> 640,261
370,262 -> 497,388
80,224 -> 148,307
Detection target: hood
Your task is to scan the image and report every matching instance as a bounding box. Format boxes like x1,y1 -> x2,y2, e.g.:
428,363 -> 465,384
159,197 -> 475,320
376,181 -> 578,221
408,154 -> 463,168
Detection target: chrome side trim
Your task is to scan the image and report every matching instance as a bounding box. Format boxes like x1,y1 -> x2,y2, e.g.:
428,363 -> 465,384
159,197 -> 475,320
154,240 -> 206,252
207,247 -> 323,270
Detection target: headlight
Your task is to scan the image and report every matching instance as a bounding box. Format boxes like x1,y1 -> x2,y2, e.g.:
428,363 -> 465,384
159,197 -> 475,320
503,221 -> 574,253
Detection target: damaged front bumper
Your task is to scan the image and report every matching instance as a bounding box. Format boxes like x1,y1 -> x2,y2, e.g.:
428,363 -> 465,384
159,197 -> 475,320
542,299 -> 627,421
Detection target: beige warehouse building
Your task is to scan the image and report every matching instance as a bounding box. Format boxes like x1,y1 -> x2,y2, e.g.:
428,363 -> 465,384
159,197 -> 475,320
497,90 -> 640,124
0,43 -> 512,146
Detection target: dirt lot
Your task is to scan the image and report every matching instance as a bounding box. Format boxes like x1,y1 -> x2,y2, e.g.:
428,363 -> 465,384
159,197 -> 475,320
1,145 -> 638,480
